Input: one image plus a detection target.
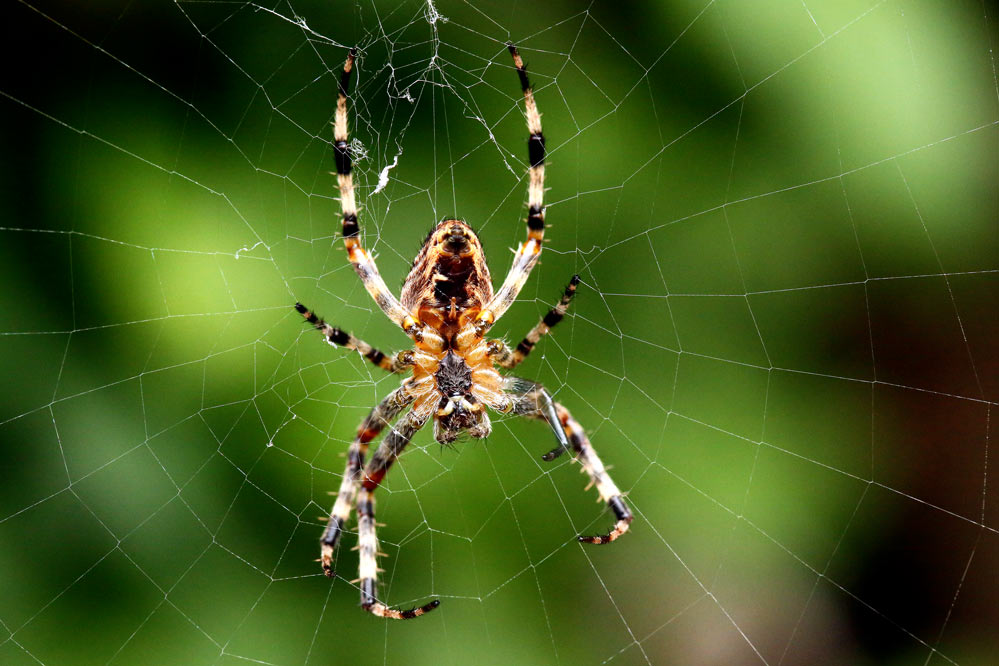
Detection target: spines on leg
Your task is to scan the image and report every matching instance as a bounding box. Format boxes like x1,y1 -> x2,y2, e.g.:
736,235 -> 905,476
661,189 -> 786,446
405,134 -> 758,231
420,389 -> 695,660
554,403 -> 633,544
357,487 -> 440,620
507,43 -> 546,243
462,45 -> 548,341
335,49 -> 359,244
317,385 -> 416,577
364,599 -> 442,620
577,495 -> 633,545
510,274 -> 579,367
294,303 -> 410,373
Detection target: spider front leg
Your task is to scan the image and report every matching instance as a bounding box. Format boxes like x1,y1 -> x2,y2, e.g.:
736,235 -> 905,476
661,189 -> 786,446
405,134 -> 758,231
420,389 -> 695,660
356,410 -> 440,619
332,49 -> 443,350
467,44 -> 547,342
489,275 -> 579,369
320,383 -> 416,576
295,303 -> 415,374
499,381 -> 633,544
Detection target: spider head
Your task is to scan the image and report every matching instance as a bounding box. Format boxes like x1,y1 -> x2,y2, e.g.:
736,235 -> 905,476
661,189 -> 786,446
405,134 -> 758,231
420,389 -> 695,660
433,351 -> 491,444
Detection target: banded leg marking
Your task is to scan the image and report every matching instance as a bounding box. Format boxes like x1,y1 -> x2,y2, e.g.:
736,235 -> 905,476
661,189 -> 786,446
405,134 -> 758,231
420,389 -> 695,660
320,385 -> 415,577
295,303 -> 413,374
555,403 -> 633,544
468,44 -> 547,339
491,275 -> 580,369
335,49 -> 358,240
332,49 -> 442,350
502,382 -> 633,544
356,410 -> 440,619
508,43 -> 546,244
357,489 -> 441,620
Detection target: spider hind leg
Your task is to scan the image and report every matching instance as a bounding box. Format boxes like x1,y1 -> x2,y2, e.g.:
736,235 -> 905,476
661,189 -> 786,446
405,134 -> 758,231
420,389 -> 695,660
318,384 -> 416,577
358,489 -> 441,620
355,411 -> 441,619
502,382 -> 633,544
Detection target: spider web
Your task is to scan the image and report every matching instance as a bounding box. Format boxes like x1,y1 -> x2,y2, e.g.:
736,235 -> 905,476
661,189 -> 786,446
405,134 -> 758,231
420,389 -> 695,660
1,0 -> 997,663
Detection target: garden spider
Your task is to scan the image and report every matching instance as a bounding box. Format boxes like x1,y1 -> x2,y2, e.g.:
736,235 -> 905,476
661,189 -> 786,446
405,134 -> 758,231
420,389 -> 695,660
295,44 -> 632,620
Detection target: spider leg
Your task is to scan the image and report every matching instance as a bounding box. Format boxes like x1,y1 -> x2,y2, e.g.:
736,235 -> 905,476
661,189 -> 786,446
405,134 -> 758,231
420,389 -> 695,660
333,49 -> 443,350
466,44 -> 547,340
499,381 -> 633,544
489,275 -> 579,369
320,383 -> 416,577
356,411 -> 440,619
296,303 -> 414,374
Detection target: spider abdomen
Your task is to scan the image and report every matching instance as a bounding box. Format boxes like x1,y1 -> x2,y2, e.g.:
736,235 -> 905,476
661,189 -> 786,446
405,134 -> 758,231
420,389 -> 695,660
401,219 -> 493,336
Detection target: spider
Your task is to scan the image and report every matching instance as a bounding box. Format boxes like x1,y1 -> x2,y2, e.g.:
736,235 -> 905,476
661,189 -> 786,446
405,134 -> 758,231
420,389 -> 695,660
295,44 -> 632,620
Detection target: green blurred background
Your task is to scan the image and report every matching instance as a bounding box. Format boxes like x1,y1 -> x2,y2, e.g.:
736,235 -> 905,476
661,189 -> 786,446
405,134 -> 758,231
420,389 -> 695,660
1,0 -> 997,664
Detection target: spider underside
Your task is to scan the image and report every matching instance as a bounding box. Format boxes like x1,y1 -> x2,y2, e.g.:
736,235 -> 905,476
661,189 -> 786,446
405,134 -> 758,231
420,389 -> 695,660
295,44 -> 633,620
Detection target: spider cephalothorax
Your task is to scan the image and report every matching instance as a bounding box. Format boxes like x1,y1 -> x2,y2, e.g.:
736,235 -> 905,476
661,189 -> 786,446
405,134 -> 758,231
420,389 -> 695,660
294,44 -> 632,621
433,350 -> 490,443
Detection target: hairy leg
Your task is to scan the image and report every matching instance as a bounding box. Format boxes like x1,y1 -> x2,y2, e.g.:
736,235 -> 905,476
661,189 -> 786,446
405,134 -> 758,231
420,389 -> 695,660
296,303 -> 414,373
320,383 -> 415,576
489,275 -> 579,369
332,49 -> 442,349
467,43 -> 548,340
500,381 -> 633,544
355,410 -> 440,619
